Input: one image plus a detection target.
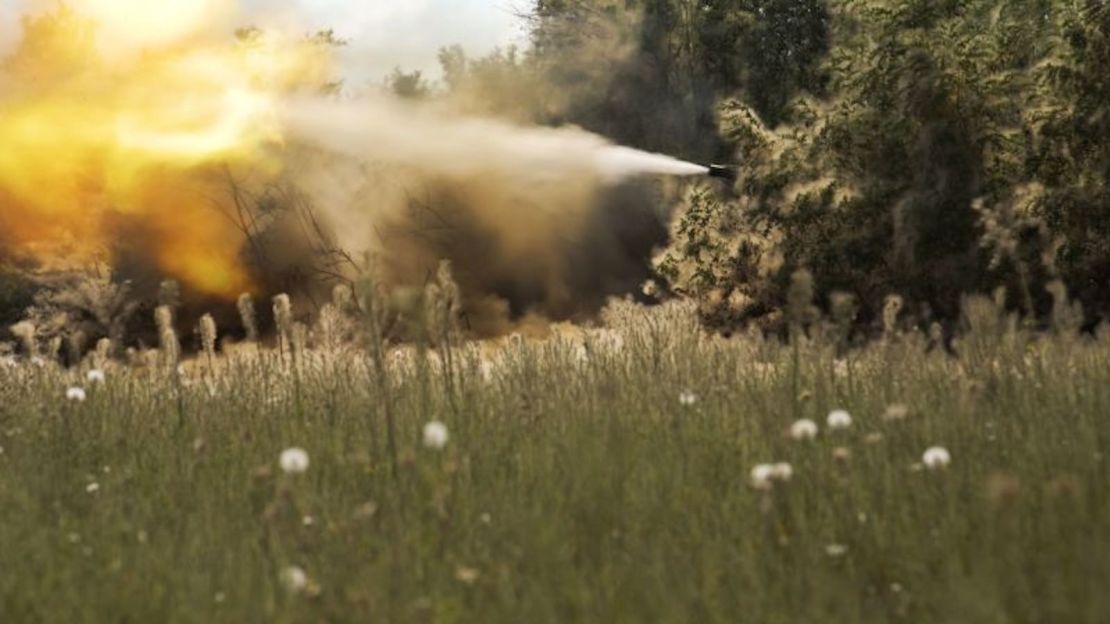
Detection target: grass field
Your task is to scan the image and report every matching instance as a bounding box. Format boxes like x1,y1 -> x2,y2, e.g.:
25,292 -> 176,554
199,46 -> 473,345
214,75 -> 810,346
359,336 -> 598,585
1,297 -> 1109,623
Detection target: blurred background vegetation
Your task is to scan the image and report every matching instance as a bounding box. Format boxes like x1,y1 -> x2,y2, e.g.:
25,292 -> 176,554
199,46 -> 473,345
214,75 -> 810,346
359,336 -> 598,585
429,0 -> 1110,332
3,0 -> 1109,341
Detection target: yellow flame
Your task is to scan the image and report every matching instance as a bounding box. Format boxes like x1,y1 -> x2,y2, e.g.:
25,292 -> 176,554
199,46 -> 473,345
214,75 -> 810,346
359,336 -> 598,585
0,6 -> 331,297
70,0 -> 227,49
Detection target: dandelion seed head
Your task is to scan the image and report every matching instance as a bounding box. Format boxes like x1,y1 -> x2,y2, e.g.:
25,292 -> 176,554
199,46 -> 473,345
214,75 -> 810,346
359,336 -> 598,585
827,409 -> 853,430
282,565 -> 308,593
86,482 -> 100,493
279,447 -> 310,474
772,462 -> 793,482
790,418 -> 819,441
923,446 -> 951,470
751,463 -> 776,490
826,543 -> 849,557
66,387 -> 87,402
679,391 -> 698,407
86,369 -> 105,384
423,421 -> 449,450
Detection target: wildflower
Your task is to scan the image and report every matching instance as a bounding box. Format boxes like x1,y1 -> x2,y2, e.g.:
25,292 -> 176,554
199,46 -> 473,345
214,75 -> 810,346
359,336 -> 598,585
883,403 -> 909,422
826,543 -> 849,557
864,432 -> 885,445
423,421 -> 449,450
302,516 -> 315,527
282,566 -> 308,593
750,464 -> 776,490
772,462 -> 793,482
86,369 -> 105,384
922,446 -> 951,470
66,387 -> 87,402
827,409 -> 852,430
455,566 -> 480,584
279,447 -> 310,474
790,419 -> 819,441
679,391 -> 698,407
237,293 -> 259,343
198,314 -> 218,360
833,447 -> 852,463
86,482 -> 100,493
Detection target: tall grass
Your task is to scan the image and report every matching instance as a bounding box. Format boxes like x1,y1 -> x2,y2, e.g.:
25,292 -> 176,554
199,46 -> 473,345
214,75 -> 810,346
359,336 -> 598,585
1,294 -> 1108,623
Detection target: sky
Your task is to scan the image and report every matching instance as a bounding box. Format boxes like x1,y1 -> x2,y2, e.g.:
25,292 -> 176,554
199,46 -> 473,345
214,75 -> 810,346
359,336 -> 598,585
240,0 -> 526,81
0,0 -> 526,82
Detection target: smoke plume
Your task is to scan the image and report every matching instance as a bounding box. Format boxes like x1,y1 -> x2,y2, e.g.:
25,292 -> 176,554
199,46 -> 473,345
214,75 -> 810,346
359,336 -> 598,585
0,2 -> 707,333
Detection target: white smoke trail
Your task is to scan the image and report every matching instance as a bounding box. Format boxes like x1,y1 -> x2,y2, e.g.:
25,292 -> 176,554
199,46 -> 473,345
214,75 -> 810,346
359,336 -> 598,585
281,96 -> 708,183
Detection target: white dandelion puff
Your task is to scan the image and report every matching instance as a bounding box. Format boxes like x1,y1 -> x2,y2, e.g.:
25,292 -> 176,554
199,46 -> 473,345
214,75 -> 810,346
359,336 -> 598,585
86,369 -> 105,384
772,462 -> 794,482
790,419 -> 819,441
826,543 -> 849,557
750,463 -> 776,490
66,387 -> 87,402
279,448 -> 310,474
282,566 -> 308,593
827,409 -> 853,430
679,391 -> 698,407
86,482 -> 100,493
923,446 -> 951,470
423,421 -> 449,450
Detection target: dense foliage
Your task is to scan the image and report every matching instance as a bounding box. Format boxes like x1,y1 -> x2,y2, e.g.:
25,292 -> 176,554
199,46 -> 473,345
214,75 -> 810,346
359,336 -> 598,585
446,0 -> 1110,330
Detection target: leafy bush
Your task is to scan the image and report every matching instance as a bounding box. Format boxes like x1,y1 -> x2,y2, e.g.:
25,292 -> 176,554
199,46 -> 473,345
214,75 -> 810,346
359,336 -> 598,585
659,0 -> 1110,329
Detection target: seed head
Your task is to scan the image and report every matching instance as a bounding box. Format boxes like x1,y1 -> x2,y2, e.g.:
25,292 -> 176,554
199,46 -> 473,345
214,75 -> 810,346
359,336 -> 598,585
237,293 -> 259,343
923,446 -> 951,470
66,387 -> 87,402
790,419 -> 819,441
423,421 -> 449,450
750,464 -> 776,490
279,447 -> 310,474
771,462 -> 793,482
827,409 -> 853,430
282,566 -> 308,593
